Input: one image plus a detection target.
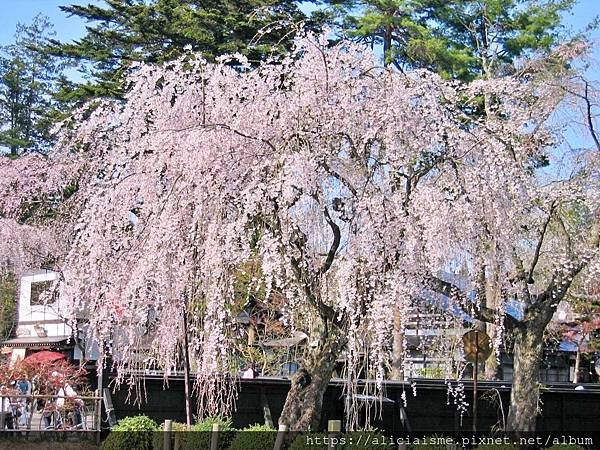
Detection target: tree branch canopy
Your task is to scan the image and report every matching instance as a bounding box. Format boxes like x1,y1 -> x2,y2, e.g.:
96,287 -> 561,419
1,33 -> 597,422
319,204 -> 341,275
424,274 -> 522,329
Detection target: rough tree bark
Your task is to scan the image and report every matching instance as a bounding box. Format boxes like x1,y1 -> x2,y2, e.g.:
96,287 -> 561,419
275,198 -> 346,431
505,291 -> 561,432
506,325 -> 545,432
279,336 -> 345,430
391,305 -> 405,380
484,261 -> 501,380
426,271 -> 576,435
484,323 -> 499,380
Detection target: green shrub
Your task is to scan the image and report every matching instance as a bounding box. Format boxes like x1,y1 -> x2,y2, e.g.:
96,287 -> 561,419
477,444 -> 518,450
342,430 -> 389,449
546,445 -> 586,450
408,435 -> 451,450
287,432 -> 329,450
152,421 -> 189,449
227,423 -> 276,450
185,416 -> 235,450
287,430 -> 389,450
167,422 -> 189,432
101,415 -> 158,450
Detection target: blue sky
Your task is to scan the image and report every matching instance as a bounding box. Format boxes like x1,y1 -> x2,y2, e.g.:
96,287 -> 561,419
1,0 -> 597,153
0,0 -> 102,45
0,0 -> 598,87
1,0 -> 599,53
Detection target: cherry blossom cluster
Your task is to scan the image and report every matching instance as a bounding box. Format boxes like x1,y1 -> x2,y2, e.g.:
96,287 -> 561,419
0,33 -> 596,420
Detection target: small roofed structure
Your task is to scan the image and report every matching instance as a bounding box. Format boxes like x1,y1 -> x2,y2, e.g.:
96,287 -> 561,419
261,331 -> 308,348
3,269 -> 99,365
3,336 -> 71,350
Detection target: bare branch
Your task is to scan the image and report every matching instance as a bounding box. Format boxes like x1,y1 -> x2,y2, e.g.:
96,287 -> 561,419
319,204 -> 341,275
539,218 -> 600,309
527,201 -> 556,283
319,160 -> 358,196
562,78 -> 600,151
583,79 -> 600,151
271,197 -> 343,329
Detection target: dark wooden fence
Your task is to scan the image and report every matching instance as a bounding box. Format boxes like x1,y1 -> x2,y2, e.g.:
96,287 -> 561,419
105,374 -> 600,435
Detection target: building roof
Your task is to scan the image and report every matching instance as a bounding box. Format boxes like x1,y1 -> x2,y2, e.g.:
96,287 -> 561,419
261,331 -> 308,348
21,269 -> 58,278
2,335 -> 71,348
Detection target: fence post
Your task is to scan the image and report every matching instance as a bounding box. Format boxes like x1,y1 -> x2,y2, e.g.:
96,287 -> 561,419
102,388 -> 117,427
95,389 -> 102,444
27,397 -> 36,429
163,419 -> 173,450
273,423 -> 288,450
0,396 -> 5,430
328,419 -> 341,450
210,422 -> 219,450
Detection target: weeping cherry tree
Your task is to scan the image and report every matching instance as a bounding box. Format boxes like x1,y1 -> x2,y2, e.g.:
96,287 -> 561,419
0,35 -> 598,432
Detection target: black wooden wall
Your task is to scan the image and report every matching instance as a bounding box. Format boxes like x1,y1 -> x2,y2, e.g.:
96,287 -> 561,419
106,375 -> 600,435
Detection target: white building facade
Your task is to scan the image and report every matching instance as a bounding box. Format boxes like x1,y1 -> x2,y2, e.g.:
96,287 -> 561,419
4,269 -> 98,364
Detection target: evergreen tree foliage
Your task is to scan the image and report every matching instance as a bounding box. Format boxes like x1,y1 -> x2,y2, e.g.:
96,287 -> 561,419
44,0 -> 327,99
0,274 -> 16,342
334,0 -> 577,79
0,15 -> 68,155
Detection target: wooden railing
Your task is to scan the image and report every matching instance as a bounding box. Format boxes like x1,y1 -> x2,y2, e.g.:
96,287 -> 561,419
0,391 -> 103,443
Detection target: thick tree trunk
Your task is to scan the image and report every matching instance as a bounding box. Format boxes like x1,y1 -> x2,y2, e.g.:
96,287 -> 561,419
383,24 -> 392,67
279,337 -> 343,431
483,260 -> 500,380
506,326 -> 544,433
391,305 -> 405,380
506,290 -> 562,435
484,323 -> 498,380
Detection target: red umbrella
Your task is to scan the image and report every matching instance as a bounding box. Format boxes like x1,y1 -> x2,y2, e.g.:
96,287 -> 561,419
23,351 -> 66,363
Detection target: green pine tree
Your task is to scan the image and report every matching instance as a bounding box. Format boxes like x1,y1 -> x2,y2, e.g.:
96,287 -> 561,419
0,14 -> 68,156
0,274 -> 16,342
44,0 -> 327,100
336,0 -> 578,79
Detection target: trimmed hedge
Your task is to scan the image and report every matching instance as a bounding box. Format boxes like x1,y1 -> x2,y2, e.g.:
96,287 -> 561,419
227,423 -> 276,450
101,415 -> 158,450
476,444 -> 518,450
152,420 -> 188,449
343,431 -> 390,450
185,416 -> 235,450
288,433 -> 329,450
546,445 -> 586,450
